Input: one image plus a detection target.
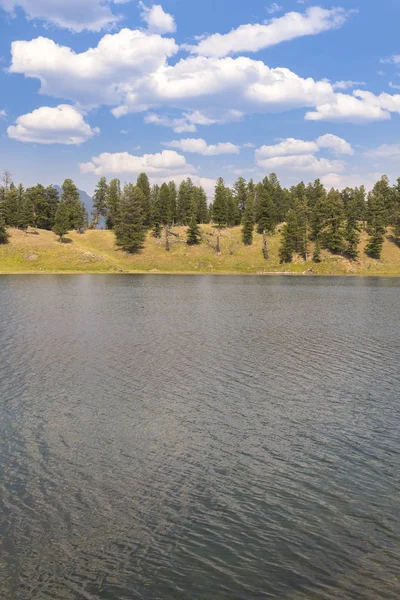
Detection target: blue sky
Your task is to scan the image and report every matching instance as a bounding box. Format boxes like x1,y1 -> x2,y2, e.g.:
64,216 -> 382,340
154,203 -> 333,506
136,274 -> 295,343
1,0 -> 400,196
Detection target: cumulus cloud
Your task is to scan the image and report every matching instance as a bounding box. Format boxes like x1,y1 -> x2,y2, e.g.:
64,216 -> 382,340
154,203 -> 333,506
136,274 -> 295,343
9,29 -> 178,107
8,20 -> 400,126
7,104 -> 99,145
162,138 -> 240,155
256,134 -> 352,160
257,154 -> 345,174
80,149 -> 192,175
305,91 -> 396,123
0,0 -> 123,32
316,133 -> 353,155
187,7 -> 351,58
256,138 -> 318,159
139,2 -> 176,34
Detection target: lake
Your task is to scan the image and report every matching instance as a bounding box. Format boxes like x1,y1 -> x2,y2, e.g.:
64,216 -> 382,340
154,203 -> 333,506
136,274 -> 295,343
0,275 -> 399,600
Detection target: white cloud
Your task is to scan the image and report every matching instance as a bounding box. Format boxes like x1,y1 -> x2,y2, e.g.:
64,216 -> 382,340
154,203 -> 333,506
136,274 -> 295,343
389,82 -> 400,91
162,138 -> 240,155
316,133 -> 353,155
9,29 -> 178,107
80,149 -> 192,175
321,171 -> 381,191
0,109 -> 6,119
9,24 -> 400,127
139,2 -> 176,34
381,55 -> 400,65
266,3 -> 283,15
7,104 -> 99,145
257,154 -> 345,174
0,0 -> 123,32
256,138 -> 318,159
187,7 -> 352,58
305,92 -> 393,123
332,80 -> 365,90
365,144 -> 400,160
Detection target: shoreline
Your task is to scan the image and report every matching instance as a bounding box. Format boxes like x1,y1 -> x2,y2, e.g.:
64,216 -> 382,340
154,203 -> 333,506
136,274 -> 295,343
1,270 -> 400,277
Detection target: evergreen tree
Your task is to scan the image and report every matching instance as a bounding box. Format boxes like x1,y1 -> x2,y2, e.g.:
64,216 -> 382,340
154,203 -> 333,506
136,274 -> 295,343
26,185 -> 59,230
115,185 -> 146,253
225,188 -> 238,227
52,201 -> 70,242
168,181 -> 178,224
61,179 -> 82,230
313,237 -> 321,262
279,209 -> 298,263
159,183 -> 172,226
91,177 -> 108,229
177,179 -> 194,225
2,187 -> 19,227
195,186 -> 209,223
255,183 -> 276,235
213,177 -> 228,228
344,193 -> 361,260
0,214 -> 8,244
233,177 -> 247,221
187,213 -> 201,245
105,178 -> 121,230
242,192 -> 254,245
308,179 -> 327,241
365,192 -> 387,259
18,196 -> 35,231
322,188 -> 345,254
136,173 -> 152,227
151,184 -> 161,236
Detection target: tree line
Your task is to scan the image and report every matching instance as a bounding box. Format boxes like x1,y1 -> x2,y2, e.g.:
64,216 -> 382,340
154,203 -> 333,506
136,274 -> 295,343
1,169 -> 399,261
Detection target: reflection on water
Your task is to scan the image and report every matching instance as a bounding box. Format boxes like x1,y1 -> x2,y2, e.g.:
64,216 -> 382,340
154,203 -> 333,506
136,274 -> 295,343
0,275 -> 399,600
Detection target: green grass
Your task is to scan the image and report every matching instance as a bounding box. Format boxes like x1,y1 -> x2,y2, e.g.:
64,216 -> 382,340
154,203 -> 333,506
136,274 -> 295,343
1,225 -> 400,275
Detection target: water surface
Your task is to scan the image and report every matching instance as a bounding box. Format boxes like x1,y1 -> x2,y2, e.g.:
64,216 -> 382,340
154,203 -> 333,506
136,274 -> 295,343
0,275 -> 399,599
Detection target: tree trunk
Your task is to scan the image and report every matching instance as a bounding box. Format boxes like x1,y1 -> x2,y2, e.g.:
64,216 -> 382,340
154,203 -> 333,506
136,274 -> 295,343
165,225 -> 170,251
262,231 -> 269,260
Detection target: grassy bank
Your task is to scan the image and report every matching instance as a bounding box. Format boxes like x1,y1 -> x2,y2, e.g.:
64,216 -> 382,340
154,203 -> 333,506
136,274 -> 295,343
0,226 -> 400,275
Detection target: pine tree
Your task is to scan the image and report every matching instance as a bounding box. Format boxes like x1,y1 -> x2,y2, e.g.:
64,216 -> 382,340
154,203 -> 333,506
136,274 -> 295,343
242,192 -> 254,245
168,181 -> 178,224
225,187 -> 238,227
323,188 -> 345,254
61,179 -> 82,230
52,201 -> 70,242
255,183 -> 276,235
187,213 -> 201,245
279,209 -> 298,263
313,237 -> 321,262
18,196 -> 35,231
91,177 -> 108,229
233,177 -> 247,221
115,185 -> 146,253
27,185 -> 59,230
2,187 -> 19,227
213,177 -> 227,228
344,193 -> 361,260
308,179 -> 327,241
177,179 -> 194,225
159,183 -> 172,226
365,192 -> 387,259
136,173 -> 152,227
0,214 -> 9,244
105,178 -> 121,230
195,186 -> 209,223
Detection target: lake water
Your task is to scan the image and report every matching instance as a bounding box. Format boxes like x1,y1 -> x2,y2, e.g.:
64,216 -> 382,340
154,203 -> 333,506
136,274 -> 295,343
0,275 -> 399,600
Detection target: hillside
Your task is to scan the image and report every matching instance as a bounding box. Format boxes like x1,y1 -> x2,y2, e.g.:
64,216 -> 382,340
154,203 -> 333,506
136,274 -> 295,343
0,226 -> 400,275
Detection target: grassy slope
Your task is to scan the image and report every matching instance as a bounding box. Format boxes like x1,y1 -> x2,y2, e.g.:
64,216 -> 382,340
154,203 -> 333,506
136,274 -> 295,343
0,226 -> 399,275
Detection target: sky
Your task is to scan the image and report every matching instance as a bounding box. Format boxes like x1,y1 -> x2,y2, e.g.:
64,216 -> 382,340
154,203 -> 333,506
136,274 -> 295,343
1,0 -> 400,197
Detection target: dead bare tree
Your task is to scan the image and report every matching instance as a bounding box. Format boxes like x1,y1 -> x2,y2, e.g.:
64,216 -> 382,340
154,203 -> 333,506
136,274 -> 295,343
262,231 -> 269,260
